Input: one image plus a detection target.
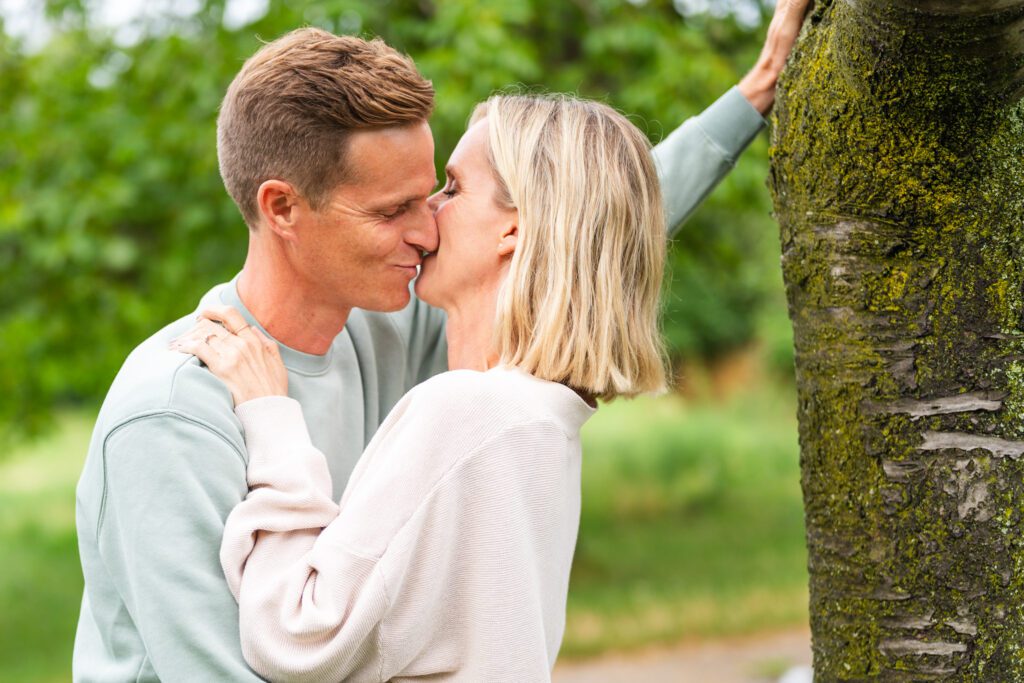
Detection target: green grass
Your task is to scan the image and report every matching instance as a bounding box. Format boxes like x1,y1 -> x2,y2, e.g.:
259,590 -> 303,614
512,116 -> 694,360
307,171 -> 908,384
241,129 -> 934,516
0,413 -> 91,683
564,382 -> 808,656
0,382 -> 808,680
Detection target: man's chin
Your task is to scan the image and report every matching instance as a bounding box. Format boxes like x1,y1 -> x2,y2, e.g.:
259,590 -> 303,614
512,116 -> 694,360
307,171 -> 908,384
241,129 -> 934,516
413,271 -> 439,307
357,287 -> 412,313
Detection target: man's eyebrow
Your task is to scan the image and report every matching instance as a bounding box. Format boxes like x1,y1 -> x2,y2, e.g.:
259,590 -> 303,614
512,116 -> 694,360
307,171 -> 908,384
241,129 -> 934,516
367,190 -> 427,212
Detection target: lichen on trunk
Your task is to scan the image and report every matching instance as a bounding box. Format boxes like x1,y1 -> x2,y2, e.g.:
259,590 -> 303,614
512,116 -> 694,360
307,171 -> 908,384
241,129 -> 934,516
769,0 -> 1024,678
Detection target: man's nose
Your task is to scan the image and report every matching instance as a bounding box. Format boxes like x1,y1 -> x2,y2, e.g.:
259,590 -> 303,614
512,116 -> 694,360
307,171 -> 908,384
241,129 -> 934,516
407,202 -> 439,254
426,190 -> 442,213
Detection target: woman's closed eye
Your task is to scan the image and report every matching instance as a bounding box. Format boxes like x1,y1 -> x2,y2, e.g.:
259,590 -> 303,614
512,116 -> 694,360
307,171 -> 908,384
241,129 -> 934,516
442,182 -> 457,198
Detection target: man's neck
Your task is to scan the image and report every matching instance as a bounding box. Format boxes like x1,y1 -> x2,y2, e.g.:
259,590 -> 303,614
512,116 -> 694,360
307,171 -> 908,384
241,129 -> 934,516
236,259 -> 350,356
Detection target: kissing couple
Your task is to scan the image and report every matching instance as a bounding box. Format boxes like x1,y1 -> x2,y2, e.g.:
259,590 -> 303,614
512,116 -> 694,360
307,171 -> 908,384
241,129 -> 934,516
74,4 -> 810,681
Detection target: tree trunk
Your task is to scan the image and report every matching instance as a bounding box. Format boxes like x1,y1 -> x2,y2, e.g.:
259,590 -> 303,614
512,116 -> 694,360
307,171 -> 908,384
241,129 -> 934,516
769,0 -> 1024,678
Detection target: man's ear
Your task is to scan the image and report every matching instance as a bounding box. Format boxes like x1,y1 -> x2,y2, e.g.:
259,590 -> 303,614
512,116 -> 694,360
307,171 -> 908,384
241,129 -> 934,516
256,179 -> 303,242
497,223 -> 518,258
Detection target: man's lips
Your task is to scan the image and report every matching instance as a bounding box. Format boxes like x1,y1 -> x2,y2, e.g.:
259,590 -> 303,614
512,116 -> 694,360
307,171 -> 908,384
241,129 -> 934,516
395,263 -> 420,278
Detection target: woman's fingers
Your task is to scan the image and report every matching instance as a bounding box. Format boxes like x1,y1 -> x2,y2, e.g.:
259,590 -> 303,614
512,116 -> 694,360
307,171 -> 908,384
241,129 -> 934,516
171,317 -> 287,404
172,319 -> 226,356
250,327 -> 282,359
172,336 -> 221,372
169,312 -> 288,405
176,318 -> 228,347
199,306 -> 251,335
175,316 -> 257,355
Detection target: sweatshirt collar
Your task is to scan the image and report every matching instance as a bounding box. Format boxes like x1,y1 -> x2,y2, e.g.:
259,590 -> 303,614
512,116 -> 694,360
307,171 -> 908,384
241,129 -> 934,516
213,275 -> 337,376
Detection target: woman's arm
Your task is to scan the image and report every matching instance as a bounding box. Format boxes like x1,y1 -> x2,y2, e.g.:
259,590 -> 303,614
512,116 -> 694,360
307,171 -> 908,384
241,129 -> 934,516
653,0 -> 812,233
224,394 -> 568,683
221,396 -> 392,683
173,308 -> 393,680
173,312 -> 557,681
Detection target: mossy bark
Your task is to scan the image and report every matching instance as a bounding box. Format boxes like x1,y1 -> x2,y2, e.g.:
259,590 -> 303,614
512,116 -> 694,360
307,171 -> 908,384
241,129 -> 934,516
769,0 -> 1024,679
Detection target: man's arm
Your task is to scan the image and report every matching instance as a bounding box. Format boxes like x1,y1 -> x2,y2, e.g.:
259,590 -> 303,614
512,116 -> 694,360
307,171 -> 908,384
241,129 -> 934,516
95,414 -> 266,681
653,0 -> 812,234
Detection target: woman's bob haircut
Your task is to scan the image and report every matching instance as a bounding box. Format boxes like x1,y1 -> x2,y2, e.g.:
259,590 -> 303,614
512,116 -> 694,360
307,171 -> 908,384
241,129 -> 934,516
471,93 -> 668,401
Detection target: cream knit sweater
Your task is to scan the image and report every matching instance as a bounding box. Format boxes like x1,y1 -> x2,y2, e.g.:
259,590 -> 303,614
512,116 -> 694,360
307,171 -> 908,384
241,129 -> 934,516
220,366 -> 596,682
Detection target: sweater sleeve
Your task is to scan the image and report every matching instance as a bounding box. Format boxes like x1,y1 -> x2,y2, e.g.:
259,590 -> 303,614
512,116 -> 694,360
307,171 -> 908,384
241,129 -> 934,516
95,415 -> 267,682
651,86 -> 766,235
221,396 -> 388,683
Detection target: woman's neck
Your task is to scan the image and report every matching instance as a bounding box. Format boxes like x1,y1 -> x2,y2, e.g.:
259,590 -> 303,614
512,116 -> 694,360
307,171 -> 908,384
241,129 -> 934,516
444,288 -> 501,372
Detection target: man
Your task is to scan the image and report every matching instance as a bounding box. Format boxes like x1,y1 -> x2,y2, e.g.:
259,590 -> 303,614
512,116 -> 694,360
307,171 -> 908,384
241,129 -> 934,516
73,3 -> 810,680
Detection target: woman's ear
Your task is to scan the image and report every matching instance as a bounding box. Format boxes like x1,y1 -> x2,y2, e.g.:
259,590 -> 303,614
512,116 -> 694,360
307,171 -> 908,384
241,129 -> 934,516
497,224 -> 518,257
256,179 -> 303,242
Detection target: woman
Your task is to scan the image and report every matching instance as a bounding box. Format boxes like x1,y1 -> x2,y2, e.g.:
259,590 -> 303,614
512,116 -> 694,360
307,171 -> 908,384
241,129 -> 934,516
172,93 -> 666,682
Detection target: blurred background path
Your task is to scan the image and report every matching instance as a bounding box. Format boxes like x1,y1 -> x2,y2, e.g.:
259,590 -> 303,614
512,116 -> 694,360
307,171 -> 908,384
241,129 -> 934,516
554,629 -> 811,683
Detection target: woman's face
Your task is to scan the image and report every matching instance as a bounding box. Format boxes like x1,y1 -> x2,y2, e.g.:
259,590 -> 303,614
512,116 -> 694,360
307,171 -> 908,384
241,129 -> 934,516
415,118 -> 518,310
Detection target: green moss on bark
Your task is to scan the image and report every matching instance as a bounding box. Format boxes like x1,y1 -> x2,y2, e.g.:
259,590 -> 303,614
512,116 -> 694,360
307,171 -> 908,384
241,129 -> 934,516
770,0 -> 1024,678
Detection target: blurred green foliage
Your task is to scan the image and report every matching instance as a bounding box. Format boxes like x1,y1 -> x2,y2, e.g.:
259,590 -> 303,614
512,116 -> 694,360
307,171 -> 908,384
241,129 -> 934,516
1,0 -> 786,441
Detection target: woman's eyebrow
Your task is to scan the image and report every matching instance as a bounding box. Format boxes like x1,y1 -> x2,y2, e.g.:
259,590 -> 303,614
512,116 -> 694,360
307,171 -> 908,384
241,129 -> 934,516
444,165 -> 461,184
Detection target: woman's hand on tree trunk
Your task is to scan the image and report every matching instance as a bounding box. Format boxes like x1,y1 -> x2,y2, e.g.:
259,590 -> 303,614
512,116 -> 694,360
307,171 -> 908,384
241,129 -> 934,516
738,0 -> 814,115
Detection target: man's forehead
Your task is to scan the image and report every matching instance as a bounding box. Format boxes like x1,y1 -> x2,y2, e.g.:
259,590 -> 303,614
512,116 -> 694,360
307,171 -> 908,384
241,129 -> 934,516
342,160 -> 436,201
340,123 -> 436,199
346,123 -> 434,164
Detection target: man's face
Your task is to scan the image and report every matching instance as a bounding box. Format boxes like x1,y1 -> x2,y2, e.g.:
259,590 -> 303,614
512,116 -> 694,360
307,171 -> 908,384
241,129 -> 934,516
297,121 -> 439,313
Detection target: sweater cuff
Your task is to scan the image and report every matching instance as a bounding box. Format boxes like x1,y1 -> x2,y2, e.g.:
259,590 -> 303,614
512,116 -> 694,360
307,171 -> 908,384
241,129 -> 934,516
235,396 -> 313,473
695,86 -> 767,164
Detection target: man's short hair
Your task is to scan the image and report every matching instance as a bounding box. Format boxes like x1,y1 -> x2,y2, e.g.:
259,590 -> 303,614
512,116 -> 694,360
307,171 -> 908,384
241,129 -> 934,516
217,28 -> 435,228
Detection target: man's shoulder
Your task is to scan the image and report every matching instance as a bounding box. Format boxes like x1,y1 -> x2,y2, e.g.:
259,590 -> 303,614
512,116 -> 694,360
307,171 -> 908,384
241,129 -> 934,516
95,311 -> 240,449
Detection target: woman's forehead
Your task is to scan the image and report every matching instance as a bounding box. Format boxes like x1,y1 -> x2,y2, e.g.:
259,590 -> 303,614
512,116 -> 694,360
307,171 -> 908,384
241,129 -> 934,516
447,118 -> 490,177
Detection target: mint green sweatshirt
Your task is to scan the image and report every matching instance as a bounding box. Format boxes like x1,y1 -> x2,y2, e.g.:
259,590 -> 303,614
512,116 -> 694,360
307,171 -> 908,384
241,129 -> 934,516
73,87 -> 764,682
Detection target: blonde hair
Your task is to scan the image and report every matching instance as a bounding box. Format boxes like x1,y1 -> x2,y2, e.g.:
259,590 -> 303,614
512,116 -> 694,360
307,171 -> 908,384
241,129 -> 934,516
218,28 -> 434,228
472,94 -> 668,400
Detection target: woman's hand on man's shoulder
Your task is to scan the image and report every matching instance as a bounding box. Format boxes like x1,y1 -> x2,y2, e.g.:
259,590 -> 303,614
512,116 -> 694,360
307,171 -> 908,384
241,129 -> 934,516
170,306 -> 288,407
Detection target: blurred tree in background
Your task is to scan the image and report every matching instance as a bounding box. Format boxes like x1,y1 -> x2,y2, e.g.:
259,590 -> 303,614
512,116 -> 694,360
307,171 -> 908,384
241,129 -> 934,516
1,0 -> 787,442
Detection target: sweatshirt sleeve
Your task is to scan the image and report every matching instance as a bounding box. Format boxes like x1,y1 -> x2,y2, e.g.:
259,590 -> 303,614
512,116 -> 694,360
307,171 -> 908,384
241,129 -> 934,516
221,396 -> 388,683
96,415 -> 266,682
651,86 -> 766,235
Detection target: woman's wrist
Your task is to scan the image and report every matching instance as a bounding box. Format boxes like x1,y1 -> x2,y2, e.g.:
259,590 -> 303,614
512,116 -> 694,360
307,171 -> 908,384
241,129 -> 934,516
235,396 -> 311,478
737,61 -> 778,116
237,395 -> 301,421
